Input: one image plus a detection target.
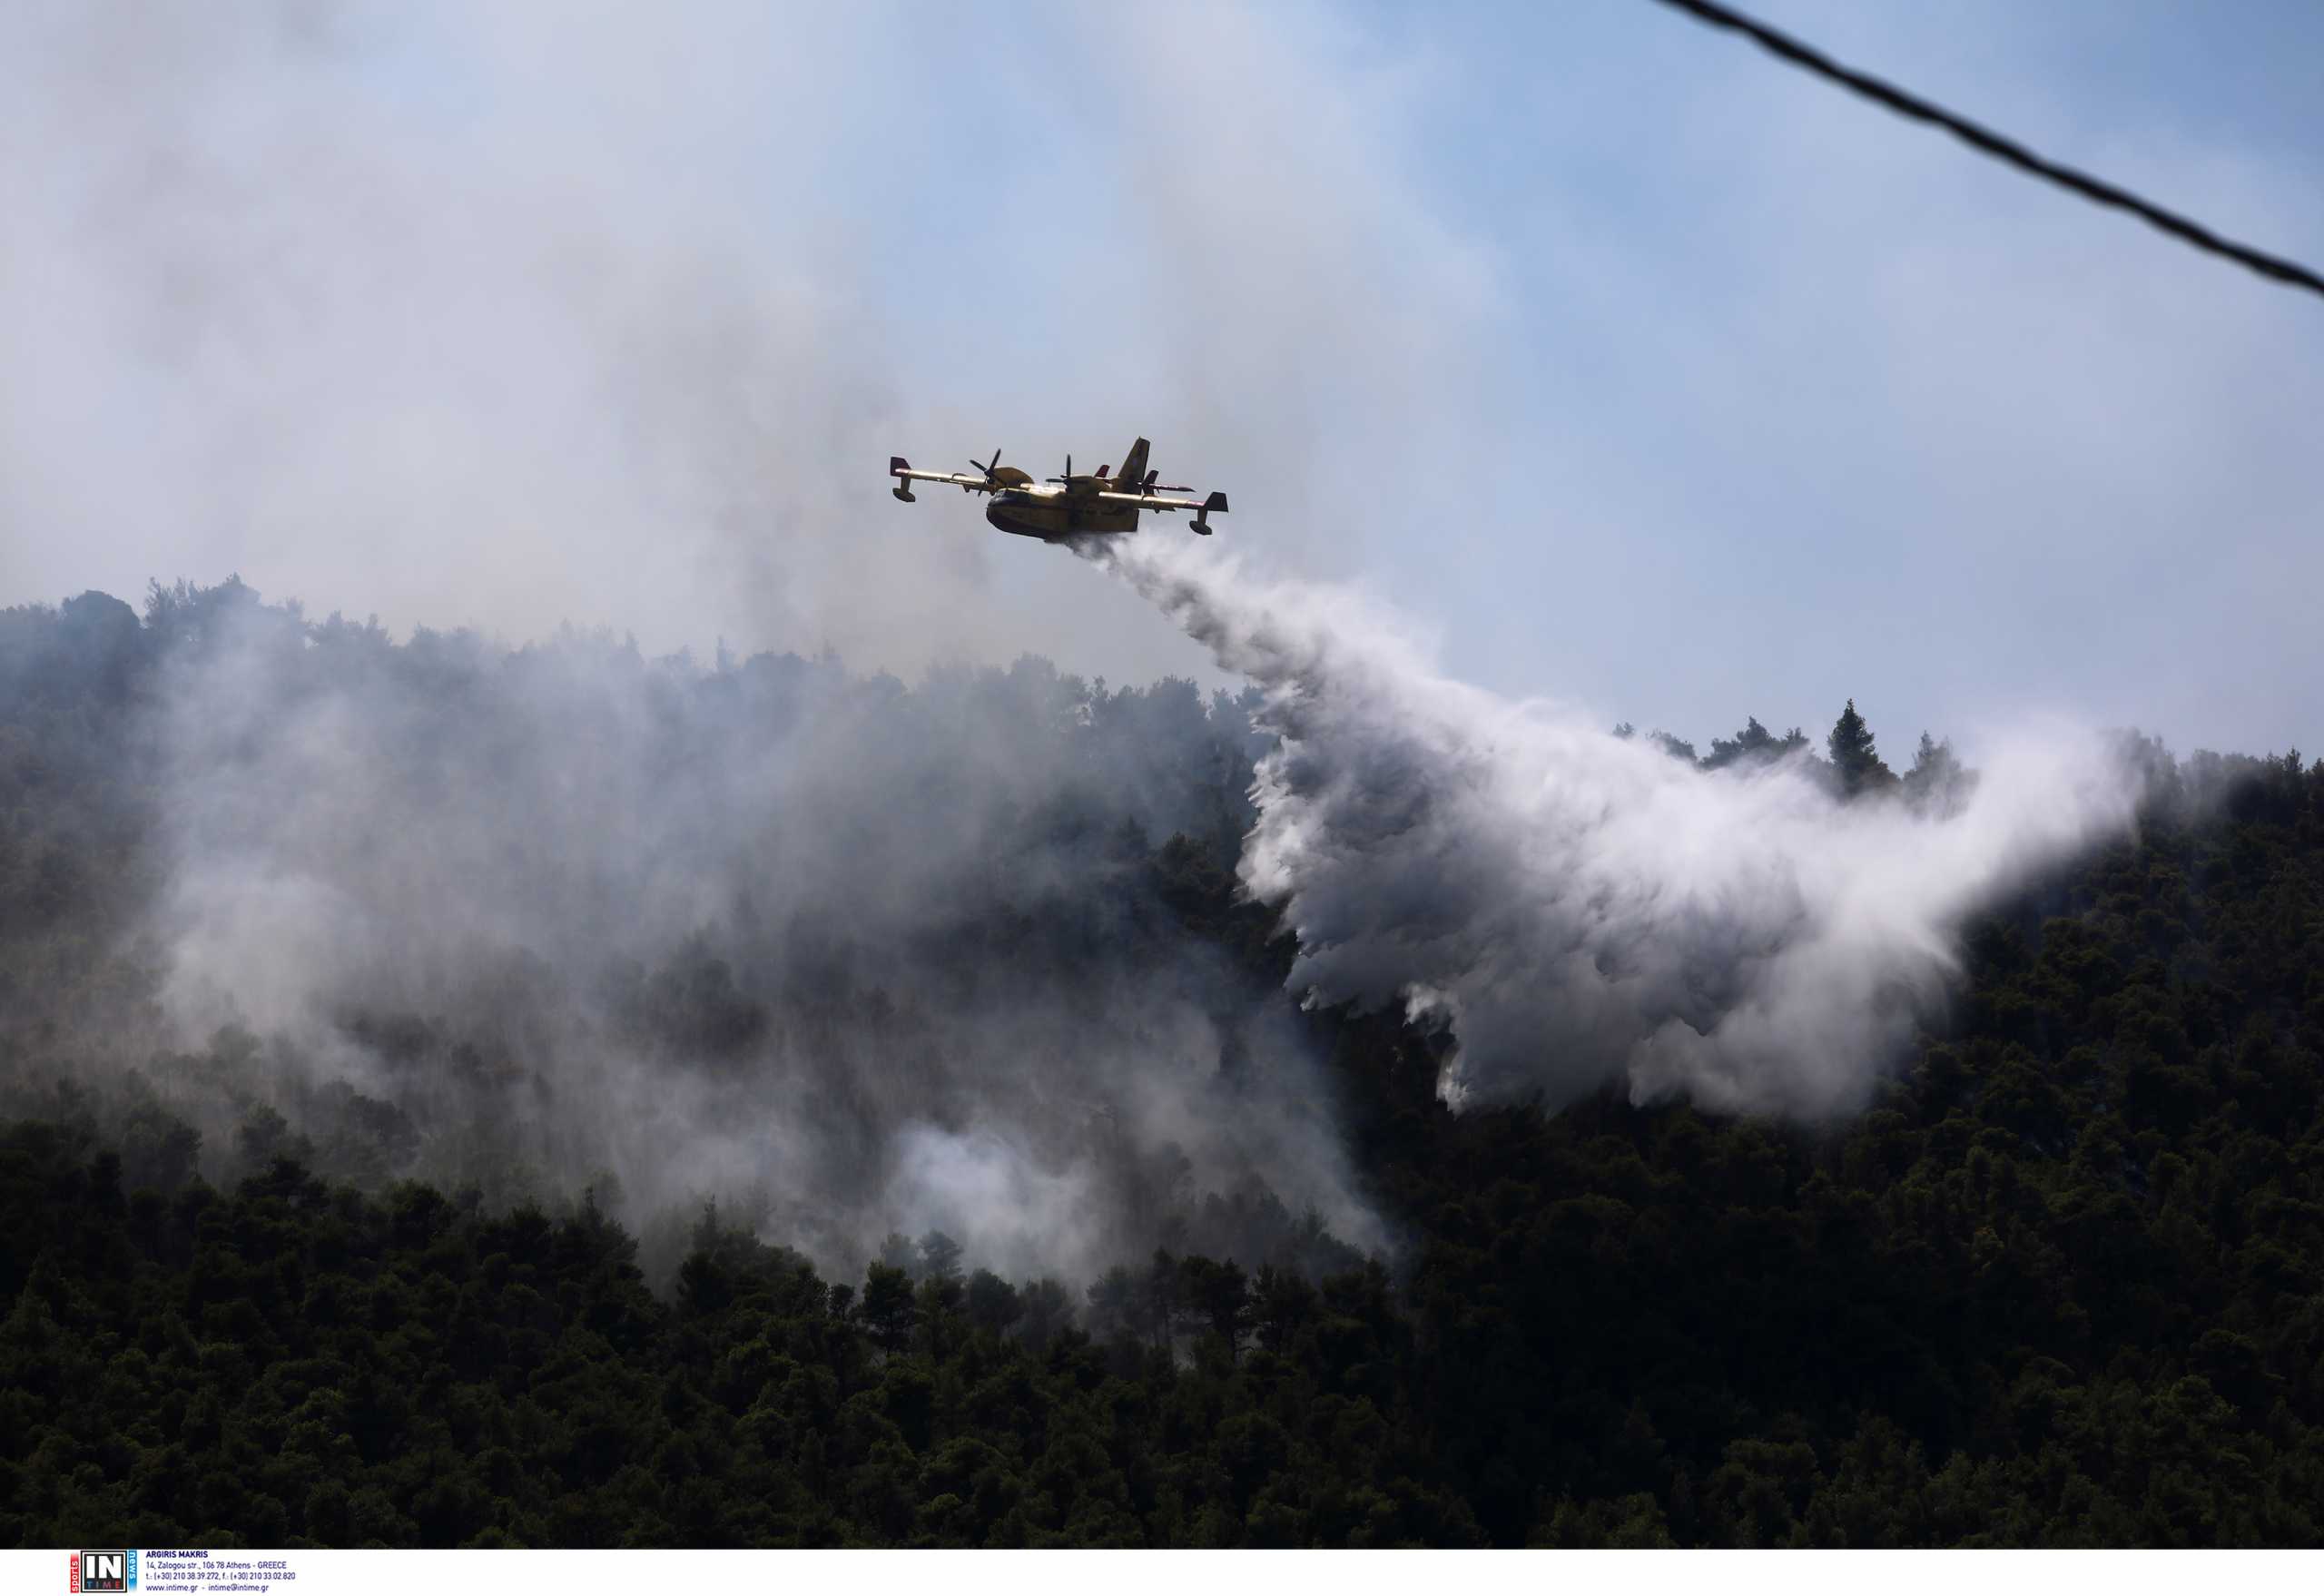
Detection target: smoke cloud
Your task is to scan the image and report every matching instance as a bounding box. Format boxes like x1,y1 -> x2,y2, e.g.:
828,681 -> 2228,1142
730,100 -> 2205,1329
18,532 -> 2149,1296
121,582 -> 1380,1284
84,517 -> 2148,1289
0,1 -> 1501,702
1094,535 -> 2144,1115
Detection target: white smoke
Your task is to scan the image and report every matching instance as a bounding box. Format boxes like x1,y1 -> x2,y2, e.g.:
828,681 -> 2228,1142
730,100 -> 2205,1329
1098,534 -> 2144,1116
126,587 -> 1385,1281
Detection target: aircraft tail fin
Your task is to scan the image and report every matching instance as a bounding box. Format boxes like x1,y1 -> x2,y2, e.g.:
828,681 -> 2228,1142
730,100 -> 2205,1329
1117,437 -> 1151,491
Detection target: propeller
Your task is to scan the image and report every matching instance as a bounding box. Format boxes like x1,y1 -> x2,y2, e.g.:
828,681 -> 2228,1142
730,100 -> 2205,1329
970,448 -> 1002,481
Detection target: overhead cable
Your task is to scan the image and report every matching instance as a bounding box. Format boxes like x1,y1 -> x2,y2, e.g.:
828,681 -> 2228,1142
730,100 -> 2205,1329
1649,0 -> 2324,302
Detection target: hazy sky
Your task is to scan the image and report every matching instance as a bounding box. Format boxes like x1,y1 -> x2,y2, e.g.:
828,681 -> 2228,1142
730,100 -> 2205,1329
5,0 -> 2318,757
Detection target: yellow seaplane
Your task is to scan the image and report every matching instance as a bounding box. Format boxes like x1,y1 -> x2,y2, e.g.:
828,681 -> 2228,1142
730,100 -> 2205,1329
888,437 -> 1227,540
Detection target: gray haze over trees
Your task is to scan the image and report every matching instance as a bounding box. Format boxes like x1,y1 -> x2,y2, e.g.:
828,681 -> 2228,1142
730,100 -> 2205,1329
5,577 -> 1382,1285
0,550 -> 2169,1287
5,570 -> 2322,1546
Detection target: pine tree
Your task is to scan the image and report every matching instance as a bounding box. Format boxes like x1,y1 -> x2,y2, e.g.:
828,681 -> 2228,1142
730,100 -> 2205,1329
1827,699 -> 1896,796
1903,732 -> 1972,814
1705,716 -> 1777,771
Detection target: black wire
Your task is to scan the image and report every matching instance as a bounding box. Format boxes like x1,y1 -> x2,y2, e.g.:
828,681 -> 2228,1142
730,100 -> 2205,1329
1649,0 -> 2324,301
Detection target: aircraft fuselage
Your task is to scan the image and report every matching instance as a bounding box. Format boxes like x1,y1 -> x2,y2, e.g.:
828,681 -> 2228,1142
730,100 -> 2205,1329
985,486 -> 1140,541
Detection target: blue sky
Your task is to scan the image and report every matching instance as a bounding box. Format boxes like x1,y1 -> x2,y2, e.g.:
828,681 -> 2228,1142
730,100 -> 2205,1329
5,0 -> 2319,758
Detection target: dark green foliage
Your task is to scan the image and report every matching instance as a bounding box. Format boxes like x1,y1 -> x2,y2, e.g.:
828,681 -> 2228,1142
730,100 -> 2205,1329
1701,715 -> 1811,773
5,744 -> 2319,1546
4,586 -> 2323,1544
1827,698 -> 1898,796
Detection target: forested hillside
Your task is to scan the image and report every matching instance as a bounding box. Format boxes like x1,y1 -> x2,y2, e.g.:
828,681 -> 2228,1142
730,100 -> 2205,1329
2,583 -> 2320,1546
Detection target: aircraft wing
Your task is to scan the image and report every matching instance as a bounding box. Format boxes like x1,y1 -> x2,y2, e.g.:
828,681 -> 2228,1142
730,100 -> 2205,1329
1094,489 -> 1228,517
890,458 -> 1001,497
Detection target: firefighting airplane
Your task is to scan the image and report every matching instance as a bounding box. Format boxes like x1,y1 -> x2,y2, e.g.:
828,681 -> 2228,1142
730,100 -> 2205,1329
888,437 -> 1227,540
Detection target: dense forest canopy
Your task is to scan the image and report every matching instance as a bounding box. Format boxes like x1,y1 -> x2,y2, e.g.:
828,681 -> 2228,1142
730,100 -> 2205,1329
2,577 -> 2320,1546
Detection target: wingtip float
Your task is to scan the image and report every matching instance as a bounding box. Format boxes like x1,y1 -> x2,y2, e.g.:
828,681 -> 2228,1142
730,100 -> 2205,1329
888,437 -> 1227,540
